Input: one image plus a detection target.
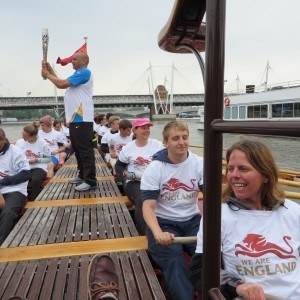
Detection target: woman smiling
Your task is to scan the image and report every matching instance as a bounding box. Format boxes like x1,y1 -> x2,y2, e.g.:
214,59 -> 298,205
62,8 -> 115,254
192,140 -> 300,300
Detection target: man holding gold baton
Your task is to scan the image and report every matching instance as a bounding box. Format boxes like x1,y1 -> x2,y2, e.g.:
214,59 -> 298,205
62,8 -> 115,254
41,52 -> 97,191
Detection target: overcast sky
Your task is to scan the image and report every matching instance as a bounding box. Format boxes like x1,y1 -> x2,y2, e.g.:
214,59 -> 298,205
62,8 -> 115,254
1,0 -> 300,97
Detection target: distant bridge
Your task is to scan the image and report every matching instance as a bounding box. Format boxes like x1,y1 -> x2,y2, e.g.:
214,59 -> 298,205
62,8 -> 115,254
0,94 -> 204,110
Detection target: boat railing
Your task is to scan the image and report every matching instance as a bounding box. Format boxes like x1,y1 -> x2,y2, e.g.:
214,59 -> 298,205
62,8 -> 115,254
224,80 -> 300,96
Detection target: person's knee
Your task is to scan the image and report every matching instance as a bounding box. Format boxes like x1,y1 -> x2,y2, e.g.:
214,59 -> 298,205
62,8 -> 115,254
31,176 -> 42,185
0,208 -> 19,223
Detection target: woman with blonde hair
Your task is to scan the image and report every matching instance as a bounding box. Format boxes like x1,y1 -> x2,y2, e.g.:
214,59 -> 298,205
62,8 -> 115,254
16,122 -> 51,200
192,140 -> 300,300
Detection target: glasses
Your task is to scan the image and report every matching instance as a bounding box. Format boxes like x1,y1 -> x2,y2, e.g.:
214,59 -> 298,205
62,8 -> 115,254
0,137 -> 4,141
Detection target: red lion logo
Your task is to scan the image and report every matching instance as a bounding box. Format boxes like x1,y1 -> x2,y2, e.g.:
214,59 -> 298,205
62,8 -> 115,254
162,178 -> 197,192
25,150 -> 39,158
0,171 -> 9,178
45,139 -> 55,146
235,234 -> 296,259
116,145 -> 124,152
134,157 -> 151,166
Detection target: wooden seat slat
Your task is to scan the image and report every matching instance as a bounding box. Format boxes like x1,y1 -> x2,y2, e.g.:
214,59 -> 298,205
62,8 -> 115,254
129,251 -> 154,299
56,205 -> 72,243
83,205 -> 90,240
26,259 -> 48,300
110,203 -> 123,238
110,252 -> 127,300
90,204 -> 98,240
65,205 -> 78,242
62,163 -> 106,168
52,257 -> 69,300
11,209 -> 42,248
0,262 -> 18,299
0,236 -> 147,263
104,203 -> 115,239
47,206 -> 66,244
50,176 -> 115,182
115,203 -> 133,237
97,203 -> 106,240
64,255 -> 80,300
19,207 -> 48,247
15,260 -> 38,296
1,261 -> 27,300
122,202 -> 139,236
120,251 -> 140,299
38,206 -> 59,245
139,250 -> 166,298
39,257 -> 59,300
25,196 -> 130,208
77,255 -> 89,300
74,205 -> 84,242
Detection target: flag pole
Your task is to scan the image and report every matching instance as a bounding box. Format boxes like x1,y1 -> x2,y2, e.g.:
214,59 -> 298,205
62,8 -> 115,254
84,36 -> 88,46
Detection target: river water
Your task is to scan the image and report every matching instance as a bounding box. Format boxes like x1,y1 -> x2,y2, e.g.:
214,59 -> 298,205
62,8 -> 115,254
1,119 -> 299,172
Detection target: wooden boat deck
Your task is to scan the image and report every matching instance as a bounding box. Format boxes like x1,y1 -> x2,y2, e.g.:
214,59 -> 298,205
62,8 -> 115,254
0,152 -> 165,299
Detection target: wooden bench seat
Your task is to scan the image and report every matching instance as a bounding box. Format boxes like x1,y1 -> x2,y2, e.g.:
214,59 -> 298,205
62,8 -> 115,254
0,153 -> 166,299
1,202 -> 137,248
35,177 -> 121,201
0,251 -> 165,300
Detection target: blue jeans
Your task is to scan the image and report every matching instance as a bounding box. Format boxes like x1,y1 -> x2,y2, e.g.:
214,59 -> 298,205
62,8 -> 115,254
147,214 -> 201,300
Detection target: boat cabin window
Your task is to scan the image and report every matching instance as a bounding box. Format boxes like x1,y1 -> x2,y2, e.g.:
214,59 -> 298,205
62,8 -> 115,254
272,102 -> 299,118
247,105 -> 268,118
224,107 -> 231,119
295,103 -> 300,117
239,106 -> 246,119
232,106 -> 238,119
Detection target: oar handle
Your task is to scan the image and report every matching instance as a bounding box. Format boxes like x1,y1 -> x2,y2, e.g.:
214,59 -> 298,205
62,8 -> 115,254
172,236 -> 197,244
265,294 -> 289,300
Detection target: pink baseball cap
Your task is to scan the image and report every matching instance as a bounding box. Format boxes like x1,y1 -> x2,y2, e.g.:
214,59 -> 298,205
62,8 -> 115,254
132,118 -> 153,128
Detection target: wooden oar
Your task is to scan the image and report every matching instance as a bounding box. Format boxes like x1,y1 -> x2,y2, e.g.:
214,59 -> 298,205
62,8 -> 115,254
172,236 -> 197,244
265,294 -> 288,300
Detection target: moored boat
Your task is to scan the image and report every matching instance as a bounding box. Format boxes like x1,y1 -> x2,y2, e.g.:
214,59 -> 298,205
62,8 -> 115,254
198,81 -> 300,130
224,82 -> 300,122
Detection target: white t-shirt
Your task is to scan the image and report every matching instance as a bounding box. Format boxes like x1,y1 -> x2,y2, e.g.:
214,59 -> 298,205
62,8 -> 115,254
141,151 -> 203,221
196,199 -> 300,299
15,138 -> 50,172
98,125 -> 110,137
38,129 -> 68,158
101,130 -> 119,161
109,133 -> 133,156
65,68 -> 94,123
118,138 -> 164,180
0,144 -> 30,196
61,125 -> 70,138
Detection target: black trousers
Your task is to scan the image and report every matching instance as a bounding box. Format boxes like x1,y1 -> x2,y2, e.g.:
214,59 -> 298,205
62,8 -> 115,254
0,191 -> 26,245
69,122 -> 96,186
125,181 -> 146,235
29,168 -> 47,201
